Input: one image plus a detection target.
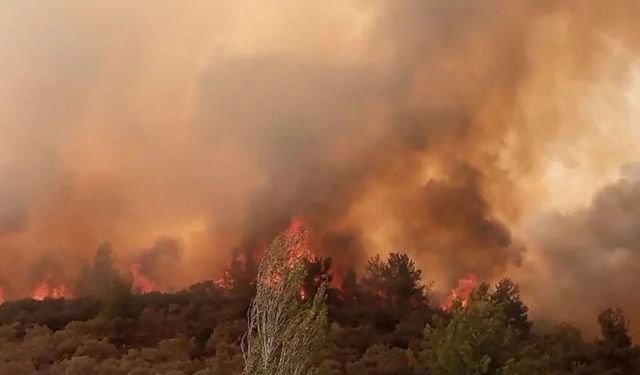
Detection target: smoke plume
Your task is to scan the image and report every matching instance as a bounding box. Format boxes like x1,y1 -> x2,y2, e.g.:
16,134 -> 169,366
1,0 -> 640,333
520,165 -> 640,336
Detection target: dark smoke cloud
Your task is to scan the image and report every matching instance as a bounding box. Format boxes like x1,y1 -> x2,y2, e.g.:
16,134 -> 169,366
1,0 -> 640,335
192,2 -> 536,281
522,166 -> 640,336
195,49 -> 521,284
196,56 -> 392,264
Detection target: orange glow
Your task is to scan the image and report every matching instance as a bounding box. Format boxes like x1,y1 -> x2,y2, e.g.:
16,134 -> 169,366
286,216 -> 311,266
259,217 -> 314,294
287,215 -> 304,236
130,264 -> 157,293
31,278 -> 73,300
299,286 -> 308,300
328,261 -> 346,291
214,277 -> 228,289
441,274 -> 479,310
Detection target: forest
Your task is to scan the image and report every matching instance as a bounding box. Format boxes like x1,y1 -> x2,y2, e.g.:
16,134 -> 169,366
4,0 -> 640,374
0,234 -> 638,375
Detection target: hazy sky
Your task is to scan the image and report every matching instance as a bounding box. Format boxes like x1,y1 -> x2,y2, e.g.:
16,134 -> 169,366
1,0 -> 640,335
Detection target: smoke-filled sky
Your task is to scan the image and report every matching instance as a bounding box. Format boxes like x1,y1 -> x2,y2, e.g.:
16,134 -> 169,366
2,0 -> 640,335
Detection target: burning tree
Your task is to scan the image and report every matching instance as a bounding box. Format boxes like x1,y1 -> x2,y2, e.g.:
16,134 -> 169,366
243,226 -> 328,375
422,283 -> 546,374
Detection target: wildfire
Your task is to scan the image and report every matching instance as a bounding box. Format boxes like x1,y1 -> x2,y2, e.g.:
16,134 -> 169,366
330,269 -> 344,290
441,274 -> 479,310
286,215 -> 311,266
130,264 -> 157,293
287,215 -> 304,236
256,216 -> 316,295
211,215 -> 320,298
214,277 -> 228,289
31,278 -> 73,300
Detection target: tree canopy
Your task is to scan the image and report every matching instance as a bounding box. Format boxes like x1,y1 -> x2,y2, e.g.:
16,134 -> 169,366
0,245 -> 638,374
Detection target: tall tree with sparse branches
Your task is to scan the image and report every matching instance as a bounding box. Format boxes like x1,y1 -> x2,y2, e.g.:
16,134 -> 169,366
243,227 -> 328,375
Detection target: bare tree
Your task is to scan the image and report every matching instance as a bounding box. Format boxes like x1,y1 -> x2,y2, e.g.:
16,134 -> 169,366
243,227 -> 328,375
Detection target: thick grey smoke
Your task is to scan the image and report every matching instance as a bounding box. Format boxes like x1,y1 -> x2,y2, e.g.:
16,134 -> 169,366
521,165 -> 640,336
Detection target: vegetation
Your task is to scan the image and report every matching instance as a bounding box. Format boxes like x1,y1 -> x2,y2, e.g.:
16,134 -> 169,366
0,237 -> 638,374
243,228 -> 328,375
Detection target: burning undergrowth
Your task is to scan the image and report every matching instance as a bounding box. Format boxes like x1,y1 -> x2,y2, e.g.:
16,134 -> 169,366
3,217 -> 469,315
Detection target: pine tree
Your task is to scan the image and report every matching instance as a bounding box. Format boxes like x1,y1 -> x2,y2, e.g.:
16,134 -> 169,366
421,283 -> 548,374
491,278 -> 532,337
363,254 -> 428,308
595,308 -> 640,374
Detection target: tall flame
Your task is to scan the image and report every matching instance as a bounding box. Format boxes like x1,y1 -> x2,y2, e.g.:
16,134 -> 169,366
441,274 -> 479,310
130,263 -> 157,293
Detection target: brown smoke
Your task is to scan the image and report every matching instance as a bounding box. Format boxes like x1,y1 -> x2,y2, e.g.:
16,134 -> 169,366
1,0 -> 640,333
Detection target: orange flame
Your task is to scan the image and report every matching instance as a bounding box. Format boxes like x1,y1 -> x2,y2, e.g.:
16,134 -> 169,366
31,278 -> 73,300
329,266 -> 344,290
130,264 -> 157,293
441,274 -> 479,310
259,216 -> 313,292
286,215 -> 310,266
213,216 -> 315,296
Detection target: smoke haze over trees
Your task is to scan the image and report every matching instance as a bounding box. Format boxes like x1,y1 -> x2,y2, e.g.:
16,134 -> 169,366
3,0 -> 640,337
1,244 -> 639,374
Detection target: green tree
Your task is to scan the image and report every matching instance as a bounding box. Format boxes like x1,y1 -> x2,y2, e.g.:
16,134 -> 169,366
491,278 -> 532,337
542,323 -> 592,373
594,308 -> 640,374
76,242 -> 121,297
421,283 -> 547,374
243,227 -> 328,375
361,253 -> 429,329
362,253 -> 428,308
